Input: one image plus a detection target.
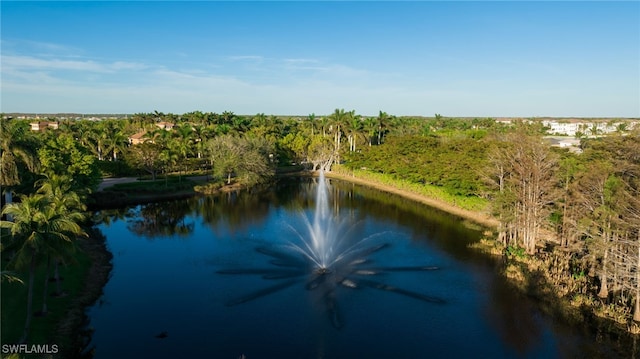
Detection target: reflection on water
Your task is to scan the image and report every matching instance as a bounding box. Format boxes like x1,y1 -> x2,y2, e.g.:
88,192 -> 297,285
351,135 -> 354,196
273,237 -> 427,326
219,243 -> 445,328
218,172 -> 445,328
88,177 -> 634,358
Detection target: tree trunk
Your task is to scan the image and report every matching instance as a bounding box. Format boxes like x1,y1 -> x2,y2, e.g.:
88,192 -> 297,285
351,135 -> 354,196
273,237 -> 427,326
598,248 -> 609,298
227,172 -> 232,185
4,189 -> 13,222
41,256 -> 50,315
54,259 -> 62,295
20,254 -> 37,343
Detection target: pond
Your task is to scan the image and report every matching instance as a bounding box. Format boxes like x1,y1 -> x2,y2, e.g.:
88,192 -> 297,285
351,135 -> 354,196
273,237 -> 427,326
87,176 -> 619,358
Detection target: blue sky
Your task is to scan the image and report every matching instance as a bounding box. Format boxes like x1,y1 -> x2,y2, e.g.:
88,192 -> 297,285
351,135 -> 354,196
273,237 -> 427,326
1,1 -> 639,117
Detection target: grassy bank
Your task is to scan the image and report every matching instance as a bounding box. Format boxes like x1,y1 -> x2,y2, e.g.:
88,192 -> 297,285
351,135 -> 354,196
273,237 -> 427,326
1,248 -> 91,347
331,165 -> 488,211
328,165 -> 497,228
1,229 -> 113,358
90,176 -> 204,209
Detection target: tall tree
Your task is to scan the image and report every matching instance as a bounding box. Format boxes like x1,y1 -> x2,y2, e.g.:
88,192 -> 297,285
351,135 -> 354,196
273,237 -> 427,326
35,174 -> 86,297
1,193 -> 86,343
307,113 -> 317,136
102,122 -> 129,161
346,113 -> 362,152
38,133 -> 101,194
0,120 -> 39,213
328,109 -> 353,162
127,142 -> 163,180
363,117 -> 378,147
571,160 -> 620,298
489,131 -> 558,254
376,111 -> 392,145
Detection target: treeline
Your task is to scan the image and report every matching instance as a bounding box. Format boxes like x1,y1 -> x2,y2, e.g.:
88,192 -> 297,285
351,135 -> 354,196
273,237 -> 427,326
2,110 -> 639,338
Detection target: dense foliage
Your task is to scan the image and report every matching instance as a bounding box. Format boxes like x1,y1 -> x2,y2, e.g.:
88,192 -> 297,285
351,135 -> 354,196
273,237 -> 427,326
1,110 -> 639,345
344,133 -> 489,196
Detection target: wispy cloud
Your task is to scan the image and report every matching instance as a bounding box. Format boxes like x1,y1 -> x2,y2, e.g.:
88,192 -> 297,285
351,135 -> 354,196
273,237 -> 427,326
0,46 -> 432,115
23,40 -> 80,54
2,55 -> 149,73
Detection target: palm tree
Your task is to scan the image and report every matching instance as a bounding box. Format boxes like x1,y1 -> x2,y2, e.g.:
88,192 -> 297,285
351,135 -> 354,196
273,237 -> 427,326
67,121 -> 91,149
145,127 -> 172,148
1,120 -> 39,217
1,270 -> 23,284
88,123 -> 109,161
166,136 -> 190,182
328,109 -> 352,161
363,117 -> 378,146
1,193 -> 86,343
251,113 -> 268,127
346,113 -> 362,152
174,123 -> 194,145
318,116 -> 330,138
36,174 -> 86,297
103,123 -> 129,161
191,125 -> 209,159
376,111 -> 392,145
307,113 -> 317,136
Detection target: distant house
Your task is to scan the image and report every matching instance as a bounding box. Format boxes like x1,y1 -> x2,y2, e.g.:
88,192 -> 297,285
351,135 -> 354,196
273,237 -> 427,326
542,119 -> 632,137
29,121 -> 59,131
128,131 -> 147,145
156,122 -> 175,130
545,136 -> 582,153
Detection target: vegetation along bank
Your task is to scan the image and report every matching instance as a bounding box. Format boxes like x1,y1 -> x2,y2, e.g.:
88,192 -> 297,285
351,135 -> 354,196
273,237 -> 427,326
1,112 -> 639,357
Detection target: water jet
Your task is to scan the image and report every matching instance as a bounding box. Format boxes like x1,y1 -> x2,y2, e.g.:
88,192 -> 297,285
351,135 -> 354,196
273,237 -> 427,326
218,171 -> 444,327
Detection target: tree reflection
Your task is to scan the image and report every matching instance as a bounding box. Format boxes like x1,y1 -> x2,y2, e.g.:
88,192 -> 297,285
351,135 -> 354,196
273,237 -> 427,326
195,188 -> 272,236
126,201 -> 195,239
483,274 -> 543,355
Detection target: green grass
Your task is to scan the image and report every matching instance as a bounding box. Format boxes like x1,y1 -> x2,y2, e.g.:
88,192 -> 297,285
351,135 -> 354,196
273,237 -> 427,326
1,250 -> 91,347
333,165 -> 489,212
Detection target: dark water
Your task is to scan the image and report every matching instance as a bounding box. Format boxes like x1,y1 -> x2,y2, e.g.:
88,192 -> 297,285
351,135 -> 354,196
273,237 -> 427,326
87,177 -> 629,358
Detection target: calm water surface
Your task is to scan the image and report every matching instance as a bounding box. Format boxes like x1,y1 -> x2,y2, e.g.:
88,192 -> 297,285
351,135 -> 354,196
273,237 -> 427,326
87,178 -> 623,358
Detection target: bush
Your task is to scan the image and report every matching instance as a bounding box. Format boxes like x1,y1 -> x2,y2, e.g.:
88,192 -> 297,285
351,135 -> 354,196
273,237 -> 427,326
97,160 -> 136,177
505,245 -> 527,259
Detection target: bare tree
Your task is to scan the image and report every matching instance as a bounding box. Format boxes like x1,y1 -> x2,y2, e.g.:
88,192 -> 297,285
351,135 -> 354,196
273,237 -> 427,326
487,131 -> 558,254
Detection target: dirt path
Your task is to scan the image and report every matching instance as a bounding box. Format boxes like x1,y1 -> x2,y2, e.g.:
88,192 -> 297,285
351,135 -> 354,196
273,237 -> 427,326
97,177 -> 138,191
325,171 -> 499,229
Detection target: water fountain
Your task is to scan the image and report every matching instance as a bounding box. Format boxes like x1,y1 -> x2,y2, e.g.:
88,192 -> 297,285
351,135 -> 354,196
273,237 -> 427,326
86,171 -> 613,358
217,171 -> 445,328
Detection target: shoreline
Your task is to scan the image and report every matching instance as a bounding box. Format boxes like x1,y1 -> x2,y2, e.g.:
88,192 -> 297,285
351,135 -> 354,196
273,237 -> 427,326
68,171 -> 500,357
323,171 -> 499,229
69,171 -> 637,356
55,228 -> 113,358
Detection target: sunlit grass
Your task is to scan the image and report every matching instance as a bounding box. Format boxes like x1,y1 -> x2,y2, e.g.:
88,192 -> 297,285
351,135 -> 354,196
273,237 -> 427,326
332,165 -> 489,211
